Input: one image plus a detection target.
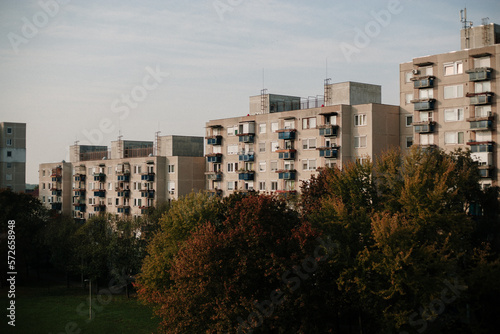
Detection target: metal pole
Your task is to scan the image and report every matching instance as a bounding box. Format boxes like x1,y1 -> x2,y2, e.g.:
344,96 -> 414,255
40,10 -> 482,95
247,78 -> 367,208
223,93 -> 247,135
89,279 -> 92,320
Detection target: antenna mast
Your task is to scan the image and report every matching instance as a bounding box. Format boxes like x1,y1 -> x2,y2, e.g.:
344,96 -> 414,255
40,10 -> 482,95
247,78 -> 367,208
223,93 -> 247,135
460,7 -> 473,49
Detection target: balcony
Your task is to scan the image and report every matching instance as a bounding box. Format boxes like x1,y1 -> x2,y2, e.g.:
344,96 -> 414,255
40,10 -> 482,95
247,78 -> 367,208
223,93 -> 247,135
207,189 -> 223,197
238,171 -> 255,181
413,121 -> 436,134
51,190 -> 62,197
470,119 -> 494,131
93,204 -> 106,212
278,150 -> 296,160
74,175 -> 86,182
468,93 -> 493,105
277,170 -> 296,180
93,190 -> 106,198
117,174 -> 130,182
277,129 -> 296,140
141,173 -> 155,182
238,135 -> 255,143
51,203 -> 62,211
74,204 -> 86,213
73,190 -> 85,197
93,173 -> 106,182
318,146 -> 339,159
412,99 -> 435,111
466,68 -> 492,82
478,166 -> 495,178
206,153 -> 223,163
412,76 -> 435,89
206,136 -> 222,146
318,125 -> 339,137
117,190 -> 130,198
239,153 -> 255,162
141,190 -> 155,199
206,172 -> 223,181
468,141 -> 494,153
118,206 -> 131,214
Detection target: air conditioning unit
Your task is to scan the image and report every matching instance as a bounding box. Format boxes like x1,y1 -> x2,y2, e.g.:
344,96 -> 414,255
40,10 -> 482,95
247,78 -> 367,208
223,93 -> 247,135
412,69 -> 420,75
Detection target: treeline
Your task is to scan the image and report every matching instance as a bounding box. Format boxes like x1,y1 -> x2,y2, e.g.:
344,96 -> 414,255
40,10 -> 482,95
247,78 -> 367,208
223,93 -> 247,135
0,190 -> 166,292
134,147 -> 500,333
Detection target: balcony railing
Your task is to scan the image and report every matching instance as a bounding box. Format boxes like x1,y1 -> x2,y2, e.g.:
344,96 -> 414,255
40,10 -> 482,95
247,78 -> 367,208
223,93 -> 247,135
468,93 -> 493,105
141,173 -> 155,182
93,173 -> 106,182
117,174 -> 130,182
277,170 -> 296,180
466,68 -> 492,82
206,153 -> 223,163
117,190 -> 130,198
277,150 -> 296,160
238,171 -> 255,181
74,175 -> 86,182
318,146 -> 339,159
141,190 -> 155,199
239,153 -> 255,162
74,204 -> 86,212
238,135 -> 255,143
277,129 -> 296,140
412,99 -> 435,111
413,121 -> 436,134
51,203 -> 62,211
318,124 -> 339,137
73,190 -> 85,197
51,190 -> 62,197
470,120 -> 494,131
206,136 -> 222,146
117,206 -> 131,214
93,190 -> 106,197
478,166 -> 494,178
412,76 -> 435,89
206,172 -> 223,181
468,141 -> 494,153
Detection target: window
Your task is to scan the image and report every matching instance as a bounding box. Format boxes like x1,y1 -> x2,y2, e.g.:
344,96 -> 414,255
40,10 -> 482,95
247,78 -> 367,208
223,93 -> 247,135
302,117 -> 317,129
271,181 -> 278,191
42,196 -> 45,203
168,164 -> 175,173
115,198 -> 119,205
444,61 -> 463,75
405,93 -> 414,105
108,182 -> 113,190
259,161 -> 266,172
227,182 -> 234,191
284,120 -> 294,129
302,138 -> 316,150
419,88 -> 433,99
406,136 -> 413,148
420,111 -> 433,122
420,66 -> 433,76
271,141 -> 279,152
108,198 -> 113,205
354,136 -> 367,148
302,159 -> 317,171
259,142 -> 266,153
244,182 -> 254,191
325,160 -> 337,168
406,115 -> 413,127
444,108 -> 464,122
474,56 -> 490,68
259,123 -> 266,134
444,85 -> 464,99
5,174 -> 12,181
108,167 -> 112,175
420,134 -> 434,145
227,162 -> 238,173
259,181 -> 266,191
168,182 -> 175,194
475,81 -> 491,93
284,180 -> 295,191
271,122 -> 279,132
270,161 -> 278,172
213,163 -> 221,173
284,161 -> 294,171
445,132 -> 464,145
227,144 -> 238,155
134,165 -> 142,174
354,114 -> 367,126
6,139 -> 12,146
6,151 -> 12,157
7,163 -> 12,168
227,126 -> 237,136
475,105 -> 491,117
405,72 -> 413,83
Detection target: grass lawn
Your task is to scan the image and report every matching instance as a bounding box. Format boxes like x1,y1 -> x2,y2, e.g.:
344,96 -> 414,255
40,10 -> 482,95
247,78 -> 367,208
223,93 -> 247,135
0,284 -> 159,334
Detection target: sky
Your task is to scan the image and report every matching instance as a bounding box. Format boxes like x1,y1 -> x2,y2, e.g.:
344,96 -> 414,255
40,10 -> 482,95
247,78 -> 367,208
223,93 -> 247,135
0,0 -> 499,184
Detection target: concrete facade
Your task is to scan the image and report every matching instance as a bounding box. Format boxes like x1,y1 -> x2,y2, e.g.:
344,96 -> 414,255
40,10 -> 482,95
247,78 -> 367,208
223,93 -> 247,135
39,135 -> 205,221
0,122 -> 26,192
205,82 -> 400,196
401,24 -> 500,188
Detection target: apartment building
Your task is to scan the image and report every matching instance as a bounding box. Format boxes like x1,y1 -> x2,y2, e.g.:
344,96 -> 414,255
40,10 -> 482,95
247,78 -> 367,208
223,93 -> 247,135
39,135 -> 205,221
205,82 -> 400,196
0,122 -> 26,192
400,22 -> 500,187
